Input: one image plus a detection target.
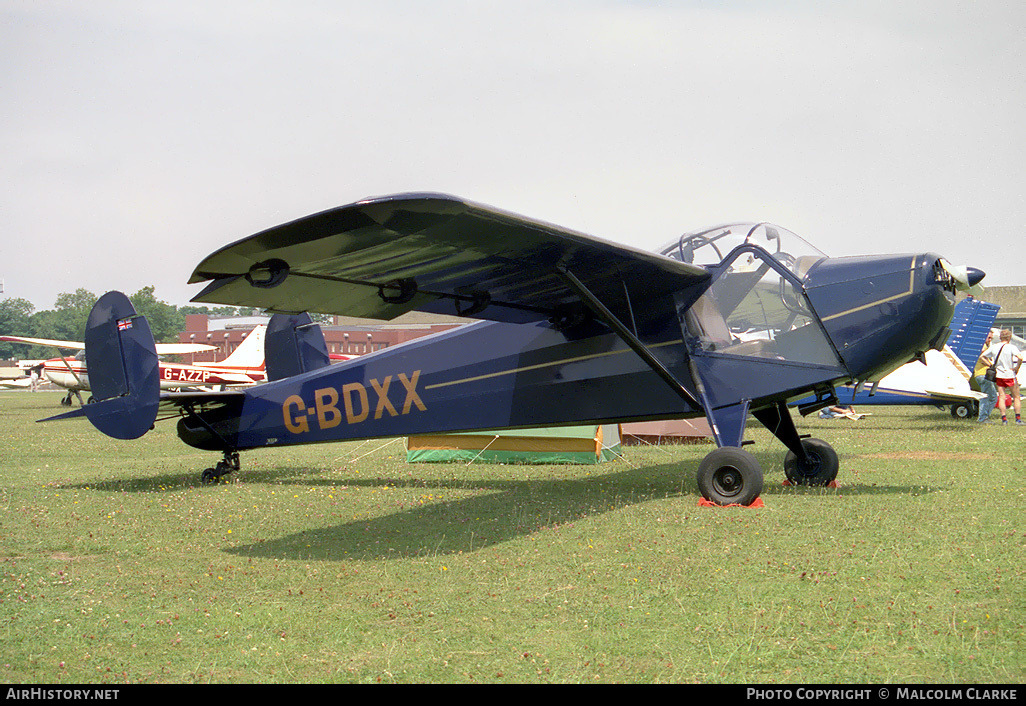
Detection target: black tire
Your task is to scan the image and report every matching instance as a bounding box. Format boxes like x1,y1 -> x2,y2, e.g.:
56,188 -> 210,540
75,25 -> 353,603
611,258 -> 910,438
950,403 -> 973,419
783,438 -> 838,486
201,468 -> 217,484
697,446 -> 764,506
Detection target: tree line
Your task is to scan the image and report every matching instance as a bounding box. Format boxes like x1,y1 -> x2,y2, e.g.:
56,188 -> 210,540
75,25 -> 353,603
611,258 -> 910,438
0,286 -> 263,360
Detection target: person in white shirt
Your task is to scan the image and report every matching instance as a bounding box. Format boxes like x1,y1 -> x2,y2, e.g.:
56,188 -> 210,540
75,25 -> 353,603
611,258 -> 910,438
983,329 -> 1023,425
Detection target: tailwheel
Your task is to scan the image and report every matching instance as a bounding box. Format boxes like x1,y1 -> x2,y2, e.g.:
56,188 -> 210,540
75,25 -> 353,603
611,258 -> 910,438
200,451 -> 240,485
783,438 -> 838,486
697,446 -> 764,506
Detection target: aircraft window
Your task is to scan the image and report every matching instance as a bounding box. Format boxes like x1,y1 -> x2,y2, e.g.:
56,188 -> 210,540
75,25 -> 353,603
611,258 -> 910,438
686,248 -> 838,367
674,223 -> 825,280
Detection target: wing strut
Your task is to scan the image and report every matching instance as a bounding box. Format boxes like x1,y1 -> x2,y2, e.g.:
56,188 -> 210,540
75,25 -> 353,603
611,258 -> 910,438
555,264 -> 702,410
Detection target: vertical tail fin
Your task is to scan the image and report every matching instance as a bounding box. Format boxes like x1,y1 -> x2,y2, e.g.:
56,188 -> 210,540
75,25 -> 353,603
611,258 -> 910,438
264,313 -> 330,382
216,324 -> 267,368
43,291 -> 160,439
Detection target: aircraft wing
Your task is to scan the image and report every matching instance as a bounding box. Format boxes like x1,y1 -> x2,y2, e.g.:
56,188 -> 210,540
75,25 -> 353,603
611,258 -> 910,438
153,343 -> 220,355
0,334 -> 215,356
922,388 -> 986,402
0,335 -> 86,350
189,193 -> 710,326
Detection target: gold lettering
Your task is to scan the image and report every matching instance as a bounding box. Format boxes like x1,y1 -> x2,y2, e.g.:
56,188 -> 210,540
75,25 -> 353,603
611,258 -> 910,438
283,395 -> 309,434
285,372 -> 423,434
315,387 -> 343,429
399,370 -> 426,414
342,382 -> 369,423
370,376 -> 398,419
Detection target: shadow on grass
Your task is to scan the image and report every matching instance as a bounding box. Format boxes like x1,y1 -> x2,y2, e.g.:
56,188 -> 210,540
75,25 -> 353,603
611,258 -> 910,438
220,460 -> 941,562
61,466 -> 323,493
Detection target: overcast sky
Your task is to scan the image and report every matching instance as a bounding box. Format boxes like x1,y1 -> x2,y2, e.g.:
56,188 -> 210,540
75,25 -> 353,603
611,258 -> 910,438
2,0 -> 1024,312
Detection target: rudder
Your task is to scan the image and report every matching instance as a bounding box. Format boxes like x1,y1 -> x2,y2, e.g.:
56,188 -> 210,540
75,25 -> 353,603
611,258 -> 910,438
44,291 -> 160,439
947,297 -> 1000,367
265,312 -> 330,382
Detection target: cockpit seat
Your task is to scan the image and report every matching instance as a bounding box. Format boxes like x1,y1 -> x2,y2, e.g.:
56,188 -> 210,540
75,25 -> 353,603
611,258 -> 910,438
689,295 -> 774,357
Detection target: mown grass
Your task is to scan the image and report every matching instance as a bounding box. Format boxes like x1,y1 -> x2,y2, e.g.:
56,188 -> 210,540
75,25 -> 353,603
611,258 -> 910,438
1,391 -> 1023,684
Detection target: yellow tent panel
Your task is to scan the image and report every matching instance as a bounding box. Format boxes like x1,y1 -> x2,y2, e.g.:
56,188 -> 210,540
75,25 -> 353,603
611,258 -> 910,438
407,425 -> 621,464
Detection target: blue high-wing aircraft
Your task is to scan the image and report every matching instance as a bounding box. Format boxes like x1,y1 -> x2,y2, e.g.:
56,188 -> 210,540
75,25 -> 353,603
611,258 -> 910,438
46,193 -> 985,505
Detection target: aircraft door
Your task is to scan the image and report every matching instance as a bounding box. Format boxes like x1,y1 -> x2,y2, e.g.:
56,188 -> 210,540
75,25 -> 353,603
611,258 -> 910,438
685,247 -> 840,368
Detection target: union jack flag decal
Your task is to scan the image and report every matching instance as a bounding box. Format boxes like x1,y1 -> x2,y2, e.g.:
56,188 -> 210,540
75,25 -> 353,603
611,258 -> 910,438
117,318 -> 133,331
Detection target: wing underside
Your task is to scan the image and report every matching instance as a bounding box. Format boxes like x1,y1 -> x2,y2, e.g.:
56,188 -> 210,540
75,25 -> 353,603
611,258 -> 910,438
189,193 -> 710,327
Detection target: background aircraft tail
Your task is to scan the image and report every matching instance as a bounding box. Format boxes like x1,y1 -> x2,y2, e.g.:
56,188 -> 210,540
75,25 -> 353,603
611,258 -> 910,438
946,297 -> 1001,368
265,313 -> 330,381
43,291 -> 160,439
215,324 -> 267,369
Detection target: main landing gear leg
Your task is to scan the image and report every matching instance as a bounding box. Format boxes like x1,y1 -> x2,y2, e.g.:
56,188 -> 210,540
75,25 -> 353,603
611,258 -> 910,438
61,390 -> 85,406
201,450 -> 240,485
752,401 -> 839,486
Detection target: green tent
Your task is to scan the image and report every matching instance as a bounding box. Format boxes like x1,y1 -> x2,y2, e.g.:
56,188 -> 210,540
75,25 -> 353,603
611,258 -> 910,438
406,425 -> 622,465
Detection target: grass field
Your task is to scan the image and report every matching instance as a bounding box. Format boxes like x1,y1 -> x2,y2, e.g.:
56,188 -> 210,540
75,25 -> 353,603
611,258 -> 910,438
1,391 -> 1023,684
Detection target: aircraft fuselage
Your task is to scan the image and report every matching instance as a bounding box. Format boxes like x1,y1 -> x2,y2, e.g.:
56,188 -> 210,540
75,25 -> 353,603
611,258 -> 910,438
176,249 -> 956,455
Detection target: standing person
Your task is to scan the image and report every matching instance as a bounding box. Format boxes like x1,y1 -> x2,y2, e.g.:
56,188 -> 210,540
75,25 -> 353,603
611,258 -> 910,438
983,329 -> 1023,425
29,363 -> 43,392
974,329 -> 999,423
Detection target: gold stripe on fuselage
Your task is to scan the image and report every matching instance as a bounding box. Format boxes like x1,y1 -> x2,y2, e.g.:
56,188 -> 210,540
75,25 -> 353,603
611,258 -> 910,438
424,339 -> 683,391
820,257 -> 917,323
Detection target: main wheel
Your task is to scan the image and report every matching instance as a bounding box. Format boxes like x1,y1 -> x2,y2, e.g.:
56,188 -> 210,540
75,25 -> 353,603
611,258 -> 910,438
949,402 -> 975,419
697,446 -> 764,506
783,438 -> 838,486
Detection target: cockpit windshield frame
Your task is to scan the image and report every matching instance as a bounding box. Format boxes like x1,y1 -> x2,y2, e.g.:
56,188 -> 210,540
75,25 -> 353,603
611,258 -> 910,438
660,222 -> 827,282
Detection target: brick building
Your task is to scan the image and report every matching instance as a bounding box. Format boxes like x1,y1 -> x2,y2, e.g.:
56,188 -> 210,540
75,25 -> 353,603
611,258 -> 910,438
178,311 -> 468,363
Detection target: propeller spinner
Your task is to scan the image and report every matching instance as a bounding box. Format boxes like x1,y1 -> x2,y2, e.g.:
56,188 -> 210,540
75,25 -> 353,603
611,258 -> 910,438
940,259 -> 986,297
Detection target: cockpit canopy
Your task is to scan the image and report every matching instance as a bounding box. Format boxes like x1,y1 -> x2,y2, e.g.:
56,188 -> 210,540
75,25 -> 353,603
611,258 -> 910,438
660,222 -> 826,280
665,223 -> 840,368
